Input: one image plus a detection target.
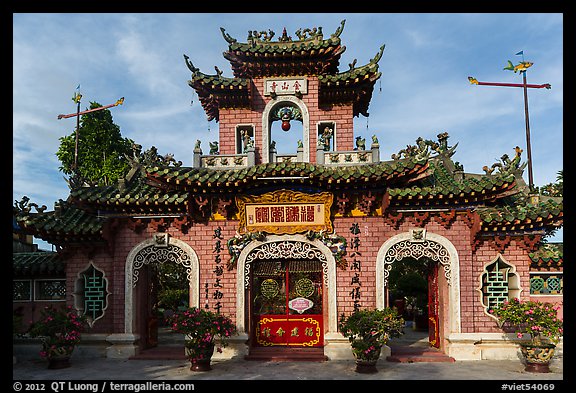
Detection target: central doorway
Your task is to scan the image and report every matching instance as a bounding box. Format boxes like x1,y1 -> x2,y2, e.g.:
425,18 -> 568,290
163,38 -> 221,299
247,258 -> 326,360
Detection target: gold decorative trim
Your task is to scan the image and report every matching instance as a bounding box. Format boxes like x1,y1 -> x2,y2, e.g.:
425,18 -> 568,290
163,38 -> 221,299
255,316 -> 321,346
236,189 -> 333,235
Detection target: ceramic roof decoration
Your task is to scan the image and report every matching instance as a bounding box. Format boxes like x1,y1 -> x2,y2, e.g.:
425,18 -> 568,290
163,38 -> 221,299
13,134 -> 562,247
183,19 -> 383,121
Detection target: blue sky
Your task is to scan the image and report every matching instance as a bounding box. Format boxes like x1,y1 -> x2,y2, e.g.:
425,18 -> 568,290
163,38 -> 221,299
13,13 -> 563,249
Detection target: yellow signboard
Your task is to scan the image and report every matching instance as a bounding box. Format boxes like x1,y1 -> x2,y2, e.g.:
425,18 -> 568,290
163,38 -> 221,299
236,190 -> 333,234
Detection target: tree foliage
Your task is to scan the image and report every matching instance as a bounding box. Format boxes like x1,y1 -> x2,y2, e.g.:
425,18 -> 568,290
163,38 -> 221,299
535,170 -> 563,197
56,101 -> 134,186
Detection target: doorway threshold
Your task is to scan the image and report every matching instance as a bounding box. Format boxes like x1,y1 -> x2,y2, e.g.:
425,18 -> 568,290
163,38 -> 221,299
245,347 -> 328,362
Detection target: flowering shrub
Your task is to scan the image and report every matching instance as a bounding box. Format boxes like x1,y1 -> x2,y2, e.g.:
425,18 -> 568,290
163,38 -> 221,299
167,307 -> 237,364
338,308 -> 404,360
490,298 -> 563,345
27,305 -> 89,359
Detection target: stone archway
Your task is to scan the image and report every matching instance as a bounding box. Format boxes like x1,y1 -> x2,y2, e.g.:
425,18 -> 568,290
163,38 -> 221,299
124,237 -> 199,335
261,96 -> 310,163
376,231 -> 461,335
235,234 -> 337,336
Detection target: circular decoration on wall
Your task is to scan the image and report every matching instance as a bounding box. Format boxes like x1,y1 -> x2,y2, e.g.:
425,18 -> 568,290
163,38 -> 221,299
295,278 -> 315,297
261,279 -> 279,299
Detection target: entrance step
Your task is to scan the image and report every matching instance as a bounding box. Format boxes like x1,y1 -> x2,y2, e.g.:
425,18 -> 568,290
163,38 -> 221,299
245,347 -> 328,362
386,346 -> 455,363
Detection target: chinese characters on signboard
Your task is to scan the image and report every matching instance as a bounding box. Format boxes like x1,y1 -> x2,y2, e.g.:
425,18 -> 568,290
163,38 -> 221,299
247,204 -> 322,227
256,316 -> 321,347
237,190 -> 333,235
264,78 -> 308,96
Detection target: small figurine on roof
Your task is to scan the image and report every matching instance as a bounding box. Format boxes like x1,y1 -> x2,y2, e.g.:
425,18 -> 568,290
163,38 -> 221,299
209,141 -> 219,155
355,136 -> 366,151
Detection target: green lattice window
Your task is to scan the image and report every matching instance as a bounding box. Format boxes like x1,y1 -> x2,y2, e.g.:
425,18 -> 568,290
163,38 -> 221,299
478,254 -> 521,317
13,280 -> 32,301
530,273 -> 563,295
35,279 -> 66,301
74,263 -> 109,326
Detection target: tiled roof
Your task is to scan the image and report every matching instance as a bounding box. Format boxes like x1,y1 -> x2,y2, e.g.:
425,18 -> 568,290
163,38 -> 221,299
318,45 -> 384,117
70,179 -> 189,212
145,159 -> 429,191
14,202 -> 105,245
13,137 -> 563,245
184,55 -> 251,122
13,251 -> 65,277
387,159 -> 517,205
529,242 -> 563,269
221,21 -> 347,78
477,196 -> 563,233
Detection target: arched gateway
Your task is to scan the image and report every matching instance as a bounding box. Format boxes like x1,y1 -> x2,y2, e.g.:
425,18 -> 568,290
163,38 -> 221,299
235,235 -> 337,357
376,231 -> 462,349
124,237 -> 200,336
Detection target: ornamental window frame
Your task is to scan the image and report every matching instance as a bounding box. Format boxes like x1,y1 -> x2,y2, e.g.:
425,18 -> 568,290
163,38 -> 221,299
32,278 -> 66,302
73,262 -> 110,327
13,279 -> 33,302
477,253 -> 522,321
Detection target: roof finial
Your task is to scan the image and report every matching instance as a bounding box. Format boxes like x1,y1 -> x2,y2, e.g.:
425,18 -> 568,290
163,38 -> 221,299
220,27 -> 237,44
279,27 -> 291,42
332,19 -> 346,38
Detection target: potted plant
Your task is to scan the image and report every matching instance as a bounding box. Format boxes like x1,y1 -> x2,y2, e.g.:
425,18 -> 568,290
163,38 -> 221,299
27,305 -> 89,369
338,307 -> 404,373
490,298 -> 563,373
167,307 -> 237,371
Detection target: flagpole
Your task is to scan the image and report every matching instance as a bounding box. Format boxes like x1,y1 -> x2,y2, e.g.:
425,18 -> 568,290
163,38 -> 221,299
59,94 -> 124,173
522,71 -> 534,190
469,51 -> 548,192
74,98 -> 80,172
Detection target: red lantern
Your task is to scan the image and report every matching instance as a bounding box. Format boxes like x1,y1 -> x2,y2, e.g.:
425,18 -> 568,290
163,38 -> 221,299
281,119 -> 291,131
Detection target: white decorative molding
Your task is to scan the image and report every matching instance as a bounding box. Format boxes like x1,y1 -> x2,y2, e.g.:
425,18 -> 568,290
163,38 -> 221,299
73,261 -> 110,327
235,234 -> 337,335
124,238 -> 199,334
382,239 -> 451,287
376,231 -> 461,335
262,96 -> 310,163
244,240 -> 328,288
476,253 -> 523,322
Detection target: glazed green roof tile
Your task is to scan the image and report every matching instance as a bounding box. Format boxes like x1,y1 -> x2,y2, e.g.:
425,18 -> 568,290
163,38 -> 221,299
318,45 -> 384,86
189,72 -> 249,90
529,243 -> 563,263
477,198 -> 563,226
70,178 -> 188,211
387,159 -> 516,199
210,21 -> 352,79
13,251 -> 65,277
146,158 -> 429,190
14,202 -> 104,244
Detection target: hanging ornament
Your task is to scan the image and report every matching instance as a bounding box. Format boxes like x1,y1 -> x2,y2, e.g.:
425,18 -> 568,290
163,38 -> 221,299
280,108 -> 291,131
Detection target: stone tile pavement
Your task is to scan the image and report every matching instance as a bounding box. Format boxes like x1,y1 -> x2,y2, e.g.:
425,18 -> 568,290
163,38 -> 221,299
13,355 -> 564,382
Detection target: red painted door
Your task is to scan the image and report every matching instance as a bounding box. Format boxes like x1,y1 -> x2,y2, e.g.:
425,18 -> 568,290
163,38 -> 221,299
428,263 -> 440,348
252,260 -> 323,347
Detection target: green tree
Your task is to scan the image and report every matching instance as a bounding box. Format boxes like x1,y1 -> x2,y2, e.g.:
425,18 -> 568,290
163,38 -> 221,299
56,101 -> 134,186
536,170 -> 563,197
